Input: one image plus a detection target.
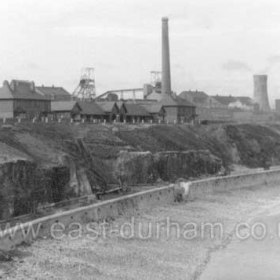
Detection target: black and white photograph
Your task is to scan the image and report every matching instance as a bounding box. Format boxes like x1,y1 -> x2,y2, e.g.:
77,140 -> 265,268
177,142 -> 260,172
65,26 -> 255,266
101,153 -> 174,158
1,0 -> 280,279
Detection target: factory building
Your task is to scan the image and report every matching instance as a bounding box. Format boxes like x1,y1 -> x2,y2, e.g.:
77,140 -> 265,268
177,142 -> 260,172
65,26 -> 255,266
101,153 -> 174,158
160,94 -> 196,123
36,85 -> 73,101
180,91 -> 225,109
0,80 -> 50,119
212,95 -> 256,111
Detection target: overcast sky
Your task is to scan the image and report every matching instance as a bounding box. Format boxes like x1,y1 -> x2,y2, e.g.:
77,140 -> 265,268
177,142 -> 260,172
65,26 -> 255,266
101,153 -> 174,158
1,0 -> 280,104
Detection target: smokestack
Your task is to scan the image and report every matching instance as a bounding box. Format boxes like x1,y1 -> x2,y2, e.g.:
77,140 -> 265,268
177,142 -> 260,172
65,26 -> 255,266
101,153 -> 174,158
162,17 -> 171,96
253,75 -> 270,111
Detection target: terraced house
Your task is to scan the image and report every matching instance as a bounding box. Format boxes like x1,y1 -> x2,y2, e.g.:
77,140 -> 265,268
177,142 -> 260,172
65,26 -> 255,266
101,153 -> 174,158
0,80 -> 50,119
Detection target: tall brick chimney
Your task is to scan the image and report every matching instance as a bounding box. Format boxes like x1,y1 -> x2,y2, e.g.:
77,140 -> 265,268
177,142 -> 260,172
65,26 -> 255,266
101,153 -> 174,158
162,17 -> 171,96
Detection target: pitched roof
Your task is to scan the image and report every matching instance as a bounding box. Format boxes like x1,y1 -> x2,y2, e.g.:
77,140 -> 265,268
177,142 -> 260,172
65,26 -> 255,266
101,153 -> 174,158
96,102 -> 118,113
179,91 -> 209,103
0,80 -> 49,100
51,101 -> 78,112
211,95 -> 236,105
160,94 -> 195,107
140,103 -> 165,114
235,96 -> 255,106
36,86 -> 72,99
78,101 -> 105,115
122,103 -> 150,116
212,95 -> 255,106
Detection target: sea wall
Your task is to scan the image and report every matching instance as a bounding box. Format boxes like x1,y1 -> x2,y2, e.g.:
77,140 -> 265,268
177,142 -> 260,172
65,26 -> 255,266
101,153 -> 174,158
1,168 -> 280,252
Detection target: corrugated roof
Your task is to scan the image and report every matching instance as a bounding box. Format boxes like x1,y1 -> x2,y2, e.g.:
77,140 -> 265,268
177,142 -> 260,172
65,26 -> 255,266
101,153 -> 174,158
122,103 -> 150,116
78,101 -> 105,115
51,101 -> 77,112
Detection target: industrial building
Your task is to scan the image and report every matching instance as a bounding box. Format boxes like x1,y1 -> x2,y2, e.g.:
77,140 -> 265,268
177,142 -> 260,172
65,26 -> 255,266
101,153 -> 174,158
96,17 -> 197,124
119,103 -> 152,123
36,86 -> 72,101
50,101 -> 80,120
96,101 -> 119,122
0,80 -> 50,119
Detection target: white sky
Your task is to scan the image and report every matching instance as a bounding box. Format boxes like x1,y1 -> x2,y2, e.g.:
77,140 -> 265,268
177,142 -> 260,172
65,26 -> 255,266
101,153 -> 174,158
0,0 -> 280,105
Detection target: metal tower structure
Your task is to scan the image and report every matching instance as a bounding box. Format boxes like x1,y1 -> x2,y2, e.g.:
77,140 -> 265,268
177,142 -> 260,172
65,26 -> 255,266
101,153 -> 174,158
73,67 -> 96,100
151,71 -> 161,86
151,71 -> 162,93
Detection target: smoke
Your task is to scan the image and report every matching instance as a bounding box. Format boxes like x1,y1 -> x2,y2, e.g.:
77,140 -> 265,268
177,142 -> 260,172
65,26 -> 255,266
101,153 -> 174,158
260,55 -> 280,73
222,60 -> 252,72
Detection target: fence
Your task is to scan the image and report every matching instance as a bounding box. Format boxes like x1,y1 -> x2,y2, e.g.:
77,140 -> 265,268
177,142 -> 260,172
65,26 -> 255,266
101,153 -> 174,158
0,117 -> 196,126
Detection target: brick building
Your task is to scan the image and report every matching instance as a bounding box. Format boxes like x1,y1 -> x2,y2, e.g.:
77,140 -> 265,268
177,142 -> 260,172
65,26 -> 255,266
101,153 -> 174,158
36,86 -> 73,101
0,80 -> 50,119
160,94 -> 196,123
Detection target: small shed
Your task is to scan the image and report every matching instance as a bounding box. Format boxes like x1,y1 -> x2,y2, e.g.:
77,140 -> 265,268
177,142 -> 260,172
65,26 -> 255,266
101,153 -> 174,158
140,103 -> 165,122
78,101 -> 105,121
119,103 -> 152,123
96,101 -> 119,122
50,101 -> 81,120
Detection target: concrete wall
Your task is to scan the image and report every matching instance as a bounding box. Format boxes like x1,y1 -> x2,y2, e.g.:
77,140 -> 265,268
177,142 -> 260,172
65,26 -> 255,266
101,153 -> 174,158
187,168 -> 280,201
2,168 -> 280,252
0,186 -> 175,251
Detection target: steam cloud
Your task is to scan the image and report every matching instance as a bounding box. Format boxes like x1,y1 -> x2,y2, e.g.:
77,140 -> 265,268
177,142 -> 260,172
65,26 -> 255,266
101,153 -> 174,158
222,60 -> 252,72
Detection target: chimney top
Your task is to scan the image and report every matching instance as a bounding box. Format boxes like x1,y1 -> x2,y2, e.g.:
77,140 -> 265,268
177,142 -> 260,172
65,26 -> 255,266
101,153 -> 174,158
162,17 -> 169,22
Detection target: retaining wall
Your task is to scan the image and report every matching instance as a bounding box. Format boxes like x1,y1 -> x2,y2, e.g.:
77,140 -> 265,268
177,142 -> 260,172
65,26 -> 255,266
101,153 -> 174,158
1,168 -> 280,252
187,168 -> 280,200
0,186 -> 175,252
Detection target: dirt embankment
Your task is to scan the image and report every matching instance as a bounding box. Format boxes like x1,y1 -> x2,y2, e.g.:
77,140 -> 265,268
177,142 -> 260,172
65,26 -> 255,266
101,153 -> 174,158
0,122 -> 280,219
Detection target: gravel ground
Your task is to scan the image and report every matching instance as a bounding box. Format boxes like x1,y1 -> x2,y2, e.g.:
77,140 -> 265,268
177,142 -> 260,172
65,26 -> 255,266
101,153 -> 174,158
2,184 -> 280,280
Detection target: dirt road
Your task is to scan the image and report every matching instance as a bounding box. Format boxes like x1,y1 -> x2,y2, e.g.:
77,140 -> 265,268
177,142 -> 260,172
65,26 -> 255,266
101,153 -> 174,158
2,184 -> 280,279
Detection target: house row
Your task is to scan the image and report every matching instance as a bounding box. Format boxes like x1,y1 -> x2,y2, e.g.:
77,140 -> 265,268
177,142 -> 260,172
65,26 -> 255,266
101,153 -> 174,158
50,100 -> 166,123
179,90 -> 258,123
